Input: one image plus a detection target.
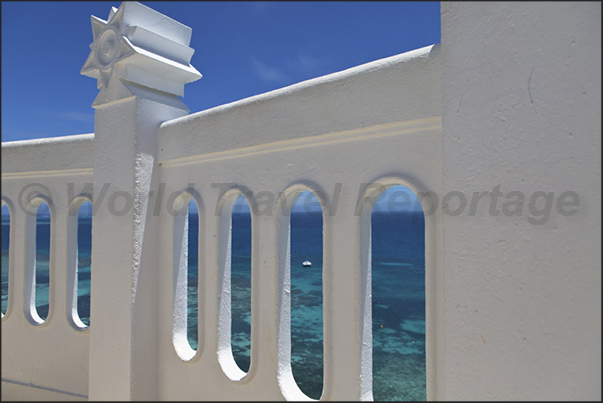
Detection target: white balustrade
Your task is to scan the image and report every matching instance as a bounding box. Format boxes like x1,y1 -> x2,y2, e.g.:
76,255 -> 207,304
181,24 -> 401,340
3,1 -> 599,401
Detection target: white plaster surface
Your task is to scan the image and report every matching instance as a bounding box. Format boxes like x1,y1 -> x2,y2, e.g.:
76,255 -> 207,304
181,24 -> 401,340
440,2 -> 601,400
1,135 -> 94,399
81,3 -> 197,399
2,1 -> 600,401
153,44 -> 443,401
81,1 -> 201,106
1,134 -> 94,174
158,44 -> 441,162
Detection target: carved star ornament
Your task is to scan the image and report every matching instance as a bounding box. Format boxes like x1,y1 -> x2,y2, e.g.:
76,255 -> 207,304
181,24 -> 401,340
81,6 -> 135,106
81,2 -> 201,107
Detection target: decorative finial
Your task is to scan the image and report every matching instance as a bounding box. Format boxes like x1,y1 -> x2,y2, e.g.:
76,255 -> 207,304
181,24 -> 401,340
81,1 -> 202,107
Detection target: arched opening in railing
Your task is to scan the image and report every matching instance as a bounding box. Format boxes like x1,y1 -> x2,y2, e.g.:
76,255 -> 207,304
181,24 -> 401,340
34,201 -> 51,323
68,198 -> 93,328
187,199 -> 200,350
217,189 -> 252,381
276,185 -> 325,401
369,184 -> 426,401
172,192 -> 201,361
290,190 -> 324,400
230,195 -> 252,373
1,202 -> 10,317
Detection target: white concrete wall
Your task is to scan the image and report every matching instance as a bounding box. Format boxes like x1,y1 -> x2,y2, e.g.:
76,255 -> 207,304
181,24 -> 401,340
155,44 -> 443,401
440,2 -> 601,400
1,43 -> 444,401
2,1 -> 601,401
1,135 -> 94,401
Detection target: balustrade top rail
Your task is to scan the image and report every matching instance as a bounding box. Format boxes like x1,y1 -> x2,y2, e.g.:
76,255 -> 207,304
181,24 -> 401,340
158,44 -> 441,163
1,134 -> 94,176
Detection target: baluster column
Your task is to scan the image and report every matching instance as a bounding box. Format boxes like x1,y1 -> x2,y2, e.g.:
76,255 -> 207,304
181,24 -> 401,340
80,2 -> 201,400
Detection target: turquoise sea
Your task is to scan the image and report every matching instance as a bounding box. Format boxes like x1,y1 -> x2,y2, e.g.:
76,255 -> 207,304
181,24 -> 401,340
1,199 -> 425,401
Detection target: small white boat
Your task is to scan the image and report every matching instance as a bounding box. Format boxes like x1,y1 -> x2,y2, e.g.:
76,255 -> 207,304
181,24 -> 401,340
302,260 -> 312,267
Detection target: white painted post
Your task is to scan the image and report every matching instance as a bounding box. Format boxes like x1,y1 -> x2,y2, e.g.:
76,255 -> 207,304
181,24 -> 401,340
80,2 -> 201,400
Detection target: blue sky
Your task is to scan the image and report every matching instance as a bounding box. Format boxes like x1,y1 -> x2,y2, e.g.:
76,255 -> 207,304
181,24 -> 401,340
1,1 -> 439,214
1,1 -> 440,142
